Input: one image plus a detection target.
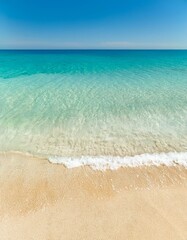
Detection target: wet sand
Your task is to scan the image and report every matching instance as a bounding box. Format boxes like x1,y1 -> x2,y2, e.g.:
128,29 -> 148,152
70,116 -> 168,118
0,152 -> 187,240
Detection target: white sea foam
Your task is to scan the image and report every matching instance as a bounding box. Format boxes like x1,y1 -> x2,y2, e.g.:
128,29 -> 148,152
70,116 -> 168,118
48,152 -> 187,171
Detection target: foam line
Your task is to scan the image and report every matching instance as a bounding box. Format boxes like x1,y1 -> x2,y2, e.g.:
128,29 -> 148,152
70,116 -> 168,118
48,152 -> 187,170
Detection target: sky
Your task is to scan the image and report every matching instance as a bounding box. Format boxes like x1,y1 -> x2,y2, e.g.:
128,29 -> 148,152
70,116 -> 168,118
0,0 -> 187,49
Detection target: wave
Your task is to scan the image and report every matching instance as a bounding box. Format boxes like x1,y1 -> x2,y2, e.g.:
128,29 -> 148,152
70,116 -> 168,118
48,152 -> 187,170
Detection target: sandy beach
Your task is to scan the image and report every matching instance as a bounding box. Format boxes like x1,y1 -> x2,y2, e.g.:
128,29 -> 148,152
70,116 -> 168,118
0,152 -> 187,239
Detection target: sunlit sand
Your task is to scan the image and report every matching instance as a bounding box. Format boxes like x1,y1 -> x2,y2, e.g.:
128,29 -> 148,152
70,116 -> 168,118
0,152 -> 187,240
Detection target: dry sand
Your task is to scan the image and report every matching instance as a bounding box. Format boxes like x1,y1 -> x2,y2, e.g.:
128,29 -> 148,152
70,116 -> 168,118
0,152 -> 187,240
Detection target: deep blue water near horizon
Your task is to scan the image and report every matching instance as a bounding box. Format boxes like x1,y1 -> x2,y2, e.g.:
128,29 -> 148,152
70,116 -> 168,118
0,50 -> 187,158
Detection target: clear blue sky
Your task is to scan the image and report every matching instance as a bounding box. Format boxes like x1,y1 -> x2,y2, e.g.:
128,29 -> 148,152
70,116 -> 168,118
0,0 -> 187,49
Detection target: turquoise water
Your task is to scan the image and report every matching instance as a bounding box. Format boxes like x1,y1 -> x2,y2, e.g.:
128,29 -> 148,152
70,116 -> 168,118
0,50 -> 187,158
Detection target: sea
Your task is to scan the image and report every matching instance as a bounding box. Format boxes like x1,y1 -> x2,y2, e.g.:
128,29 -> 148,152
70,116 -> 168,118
0,50 -> 187,169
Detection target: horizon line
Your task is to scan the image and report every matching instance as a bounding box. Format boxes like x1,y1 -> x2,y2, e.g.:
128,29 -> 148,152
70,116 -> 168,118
0,48 -> 187,51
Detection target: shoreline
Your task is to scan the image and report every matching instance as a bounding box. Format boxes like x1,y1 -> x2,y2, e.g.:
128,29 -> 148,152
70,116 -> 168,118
0,152 -> 187,239
1,150 -> 187,170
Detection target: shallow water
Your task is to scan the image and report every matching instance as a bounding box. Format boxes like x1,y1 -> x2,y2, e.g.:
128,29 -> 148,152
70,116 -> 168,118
0,50 -> 187,160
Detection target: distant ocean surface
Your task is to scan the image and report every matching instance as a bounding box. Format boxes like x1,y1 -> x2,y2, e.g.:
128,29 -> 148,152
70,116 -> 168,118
0,50 -> 187,169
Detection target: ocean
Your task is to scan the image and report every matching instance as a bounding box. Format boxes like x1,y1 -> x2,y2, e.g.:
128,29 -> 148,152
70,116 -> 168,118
0,50 -> 187,169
